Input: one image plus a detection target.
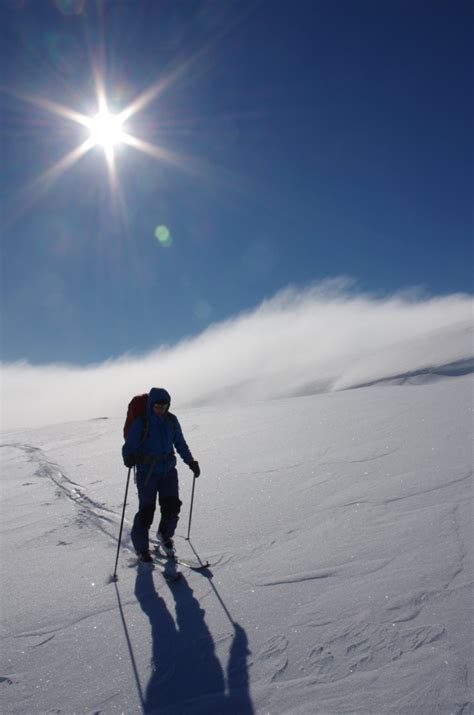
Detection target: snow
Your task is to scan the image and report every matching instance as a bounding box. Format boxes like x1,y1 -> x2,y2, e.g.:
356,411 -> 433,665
1,374 -> 472,714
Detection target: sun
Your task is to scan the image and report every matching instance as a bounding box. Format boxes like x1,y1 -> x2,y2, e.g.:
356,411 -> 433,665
6,66 -> 197,223
87,110 -> 125,149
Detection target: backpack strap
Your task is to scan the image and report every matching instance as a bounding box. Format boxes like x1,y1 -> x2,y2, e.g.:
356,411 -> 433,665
138,412 -> 175,446
139,415 -> 149,445
167,412 -> 177,441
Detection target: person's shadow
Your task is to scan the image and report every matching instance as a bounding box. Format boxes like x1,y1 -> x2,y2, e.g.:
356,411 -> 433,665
135,566 -> 253,713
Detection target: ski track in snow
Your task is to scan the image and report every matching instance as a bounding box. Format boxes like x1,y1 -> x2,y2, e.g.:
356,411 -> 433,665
1,441 -> 120,542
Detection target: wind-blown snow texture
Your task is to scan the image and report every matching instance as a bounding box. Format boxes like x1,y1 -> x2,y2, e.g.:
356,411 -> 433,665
1,375 -> 473,714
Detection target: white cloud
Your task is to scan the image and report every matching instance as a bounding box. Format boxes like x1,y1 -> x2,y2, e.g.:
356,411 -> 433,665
1,280 -> 472,431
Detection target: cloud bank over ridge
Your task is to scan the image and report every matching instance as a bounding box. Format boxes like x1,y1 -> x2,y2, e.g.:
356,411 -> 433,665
2,280 -> 473,431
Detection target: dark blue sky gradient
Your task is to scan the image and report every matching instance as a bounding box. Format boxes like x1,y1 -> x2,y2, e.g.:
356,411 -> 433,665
1,0 -> 472,363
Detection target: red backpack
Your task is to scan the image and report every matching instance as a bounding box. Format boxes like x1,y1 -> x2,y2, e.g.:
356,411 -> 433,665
123,393 -> 176,441
123,394 -> 148,439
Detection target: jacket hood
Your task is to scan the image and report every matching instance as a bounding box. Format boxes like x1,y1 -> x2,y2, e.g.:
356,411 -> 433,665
147,387 -> 171,413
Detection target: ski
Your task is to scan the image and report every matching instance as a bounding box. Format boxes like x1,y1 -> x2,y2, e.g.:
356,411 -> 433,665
153,546 -> 210,571
174,556 -> 210,571
127,556 -> 182,582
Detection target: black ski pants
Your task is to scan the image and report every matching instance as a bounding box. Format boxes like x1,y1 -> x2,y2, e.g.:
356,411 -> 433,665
131,467 -> 182,553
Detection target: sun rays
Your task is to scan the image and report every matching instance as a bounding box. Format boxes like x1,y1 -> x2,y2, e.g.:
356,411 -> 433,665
2,65 -> 193,226
1,0 -> 259,231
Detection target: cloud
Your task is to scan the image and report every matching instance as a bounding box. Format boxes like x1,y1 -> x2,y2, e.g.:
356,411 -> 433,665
1,279 -> 473,431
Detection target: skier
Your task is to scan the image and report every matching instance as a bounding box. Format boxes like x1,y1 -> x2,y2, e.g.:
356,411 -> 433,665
122,387 -> 200,562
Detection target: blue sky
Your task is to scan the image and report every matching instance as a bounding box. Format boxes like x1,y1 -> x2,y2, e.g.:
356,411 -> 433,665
1,0 -> 472,365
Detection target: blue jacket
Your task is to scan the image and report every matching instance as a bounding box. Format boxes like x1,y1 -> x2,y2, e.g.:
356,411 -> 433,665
122,388 -> 193,474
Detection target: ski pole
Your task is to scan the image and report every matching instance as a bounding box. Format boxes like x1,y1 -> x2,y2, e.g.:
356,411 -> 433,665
186,475 -> 197,540
112,467 -> 132,581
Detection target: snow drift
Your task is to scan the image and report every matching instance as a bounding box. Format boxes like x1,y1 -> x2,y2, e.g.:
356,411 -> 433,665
1,281 -> 473,430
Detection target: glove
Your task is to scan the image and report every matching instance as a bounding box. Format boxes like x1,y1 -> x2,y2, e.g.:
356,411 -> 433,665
124,454 -> 136,468
189,460 -> 200,478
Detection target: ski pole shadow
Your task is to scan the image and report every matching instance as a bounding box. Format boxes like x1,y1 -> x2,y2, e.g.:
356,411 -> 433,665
114,580 -> 146,712
135,565 -> 254,714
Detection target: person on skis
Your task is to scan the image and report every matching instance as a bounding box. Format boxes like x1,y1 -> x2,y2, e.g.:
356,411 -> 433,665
122,387 -> 200,562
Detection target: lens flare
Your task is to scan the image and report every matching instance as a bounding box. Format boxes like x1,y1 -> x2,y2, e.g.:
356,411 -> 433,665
155,225 -> 173,247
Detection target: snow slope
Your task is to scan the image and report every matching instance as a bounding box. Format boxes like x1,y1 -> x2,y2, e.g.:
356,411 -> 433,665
1,374 -> 473,714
